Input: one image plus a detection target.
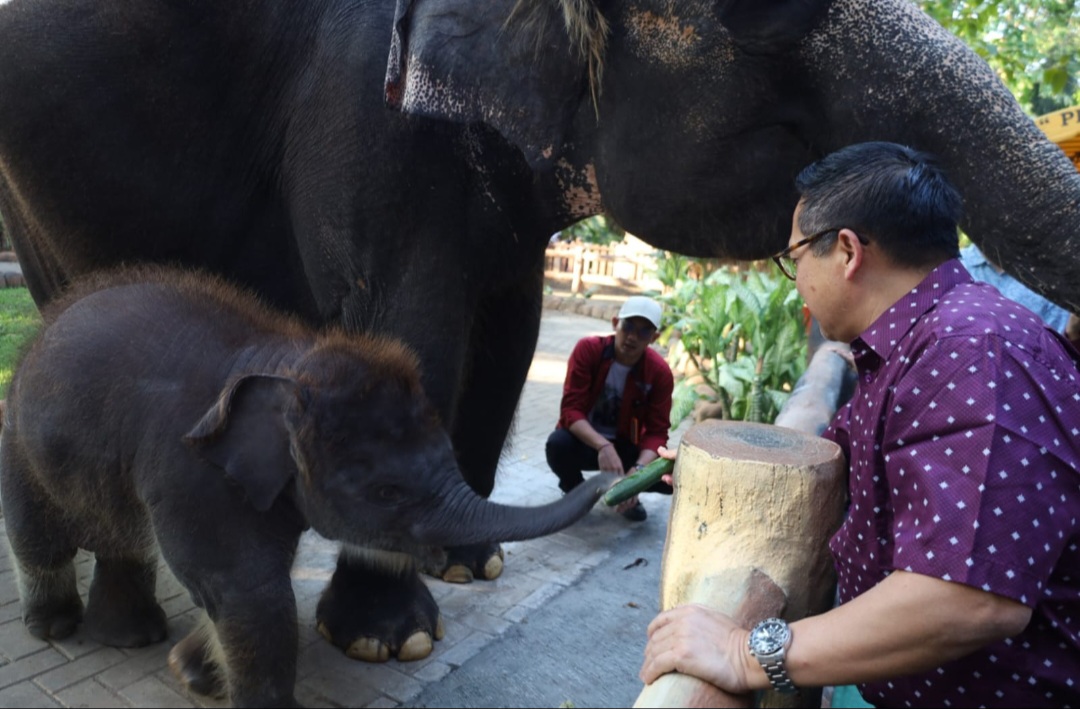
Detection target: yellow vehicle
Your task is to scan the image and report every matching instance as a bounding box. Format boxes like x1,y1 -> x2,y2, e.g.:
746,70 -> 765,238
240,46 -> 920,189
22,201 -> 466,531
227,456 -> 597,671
1037,104 -> 1080,170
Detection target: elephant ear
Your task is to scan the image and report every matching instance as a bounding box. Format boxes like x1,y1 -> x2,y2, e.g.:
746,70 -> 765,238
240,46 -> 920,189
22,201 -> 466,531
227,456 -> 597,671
716,0 -> 831,54
184,375 -> 302,513
386,0 -> 590,168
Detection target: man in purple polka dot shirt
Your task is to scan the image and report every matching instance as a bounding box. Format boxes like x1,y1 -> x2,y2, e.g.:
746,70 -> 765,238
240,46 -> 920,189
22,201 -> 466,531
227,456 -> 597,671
640,142 -> 1080,707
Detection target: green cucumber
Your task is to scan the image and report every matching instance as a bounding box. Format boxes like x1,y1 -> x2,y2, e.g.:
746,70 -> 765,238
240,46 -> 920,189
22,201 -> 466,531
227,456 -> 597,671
602,457 -> 674,506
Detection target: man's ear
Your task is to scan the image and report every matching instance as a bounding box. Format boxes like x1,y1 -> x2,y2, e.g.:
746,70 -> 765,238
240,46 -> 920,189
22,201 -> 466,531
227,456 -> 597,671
612,317 -> 620,332
838,229 -> 865,280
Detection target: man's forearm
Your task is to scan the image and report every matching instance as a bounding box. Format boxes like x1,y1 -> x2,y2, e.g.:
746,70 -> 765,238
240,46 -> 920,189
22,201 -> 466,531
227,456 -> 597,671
774,571 -> 1033,690
568,419 -> 612,451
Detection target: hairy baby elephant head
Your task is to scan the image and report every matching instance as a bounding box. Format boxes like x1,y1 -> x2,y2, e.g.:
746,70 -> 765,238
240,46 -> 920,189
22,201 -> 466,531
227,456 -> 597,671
185,336 -> 614,555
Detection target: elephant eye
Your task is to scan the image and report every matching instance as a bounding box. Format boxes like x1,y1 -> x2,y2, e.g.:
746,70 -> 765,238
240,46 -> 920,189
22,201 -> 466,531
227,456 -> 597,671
373,485 -> 404,504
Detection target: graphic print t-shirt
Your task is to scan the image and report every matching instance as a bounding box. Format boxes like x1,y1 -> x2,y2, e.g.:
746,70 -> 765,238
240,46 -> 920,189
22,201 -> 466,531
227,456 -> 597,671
589,361 -> 630,440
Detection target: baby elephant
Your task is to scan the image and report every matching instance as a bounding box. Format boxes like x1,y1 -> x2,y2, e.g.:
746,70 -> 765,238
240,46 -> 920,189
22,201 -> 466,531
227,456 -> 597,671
0,266 -> 614,707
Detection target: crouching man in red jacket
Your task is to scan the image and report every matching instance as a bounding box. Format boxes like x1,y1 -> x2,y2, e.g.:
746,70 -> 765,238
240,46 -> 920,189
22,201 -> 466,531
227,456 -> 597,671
546,296 -> 675,521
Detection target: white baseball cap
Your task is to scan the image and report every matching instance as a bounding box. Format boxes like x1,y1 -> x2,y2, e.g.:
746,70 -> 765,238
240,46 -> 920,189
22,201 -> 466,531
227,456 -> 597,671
617,296 -> 663,330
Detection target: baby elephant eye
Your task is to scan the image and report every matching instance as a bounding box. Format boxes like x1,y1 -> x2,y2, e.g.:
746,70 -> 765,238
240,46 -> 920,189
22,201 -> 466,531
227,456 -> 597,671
374,485 -> 404,503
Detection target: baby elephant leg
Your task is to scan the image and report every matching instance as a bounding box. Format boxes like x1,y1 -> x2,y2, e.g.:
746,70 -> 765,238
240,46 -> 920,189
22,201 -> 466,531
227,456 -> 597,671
170,583 -> 299,707
12,558 -> 82,641
215,585 -> 301,707
1,447 -> 83,640
83,556 -> 167,647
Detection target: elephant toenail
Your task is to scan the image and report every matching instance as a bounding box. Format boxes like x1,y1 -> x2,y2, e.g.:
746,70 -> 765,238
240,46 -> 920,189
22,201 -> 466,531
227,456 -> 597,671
346,637 -> 390,662
317,621 -> 333,643
434,616 -> 445,641
397,631 -> 433,661
442,564 -> 474,584
482,554 -> 504,580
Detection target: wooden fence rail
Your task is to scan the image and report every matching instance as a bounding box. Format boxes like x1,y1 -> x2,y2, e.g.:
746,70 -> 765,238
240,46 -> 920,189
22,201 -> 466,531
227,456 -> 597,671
544,240 -> 662,294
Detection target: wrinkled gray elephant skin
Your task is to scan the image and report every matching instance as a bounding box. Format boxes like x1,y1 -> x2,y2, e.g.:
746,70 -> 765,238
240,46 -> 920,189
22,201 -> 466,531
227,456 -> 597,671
388,0 -> 1080,310
0,266 -> 617,708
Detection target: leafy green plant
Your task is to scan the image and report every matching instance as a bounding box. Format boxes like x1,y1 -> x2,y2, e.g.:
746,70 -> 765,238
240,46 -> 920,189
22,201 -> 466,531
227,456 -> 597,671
920,0 -> 1080,114
652,251 -> 719,295
659,263 -> 807,425
0,287 -> 42,394
652,251 -> 692,293
558,215 -> 625,246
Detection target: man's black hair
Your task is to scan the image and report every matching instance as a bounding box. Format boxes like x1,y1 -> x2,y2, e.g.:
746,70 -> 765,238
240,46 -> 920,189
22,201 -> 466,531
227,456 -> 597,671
795,142 -> 963,267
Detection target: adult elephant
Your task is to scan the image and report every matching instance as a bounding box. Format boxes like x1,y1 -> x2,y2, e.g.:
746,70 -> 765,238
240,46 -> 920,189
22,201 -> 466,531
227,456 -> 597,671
0,0 -> 580,668
388,0 -> 1080,311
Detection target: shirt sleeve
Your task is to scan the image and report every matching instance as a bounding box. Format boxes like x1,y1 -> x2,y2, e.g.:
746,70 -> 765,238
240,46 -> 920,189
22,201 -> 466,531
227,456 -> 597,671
559,338 -> 599,428
879,334 -> 1079,606
638,361 -> 674,453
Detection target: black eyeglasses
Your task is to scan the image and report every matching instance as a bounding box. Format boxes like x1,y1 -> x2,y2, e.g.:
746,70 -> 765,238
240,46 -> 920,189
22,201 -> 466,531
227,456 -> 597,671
771,229 -> 868,281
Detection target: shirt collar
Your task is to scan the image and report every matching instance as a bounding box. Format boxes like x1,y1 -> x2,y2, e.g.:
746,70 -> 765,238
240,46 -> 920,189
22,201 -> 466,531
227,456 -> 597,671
601,335 -> 646,374
961,245 -> 989,268
852,258 -> 972,364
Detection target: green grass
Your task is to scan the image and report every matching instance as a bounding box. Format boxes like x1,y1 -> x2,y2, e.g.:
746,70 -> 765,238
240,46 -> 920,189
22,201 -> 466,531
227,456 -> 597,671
0,288 -> 42,395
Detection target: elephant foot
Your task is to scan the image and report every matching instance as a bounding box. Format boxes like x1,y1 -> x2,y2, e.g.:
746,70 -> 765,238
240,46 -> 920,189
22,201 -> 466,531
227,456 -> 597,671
167,620 -> 227,699
83,557 -> 167,648
422,542 -> 504,584
24,594 -> 84,641
316,555 -> 444,662
19,564 -> 84,640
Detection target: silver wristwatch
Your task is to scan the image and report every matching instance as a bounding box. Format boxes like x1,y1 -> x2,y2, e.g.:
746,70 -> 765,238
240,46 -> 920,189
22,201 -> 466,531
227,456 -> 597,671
747,617 -> 797,693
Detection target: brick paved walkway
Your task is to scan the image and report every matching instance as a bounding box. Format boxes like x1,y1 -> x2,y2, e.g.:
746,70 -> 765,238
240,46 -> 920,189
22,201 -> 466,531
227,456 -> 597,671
0,308 -> 680,708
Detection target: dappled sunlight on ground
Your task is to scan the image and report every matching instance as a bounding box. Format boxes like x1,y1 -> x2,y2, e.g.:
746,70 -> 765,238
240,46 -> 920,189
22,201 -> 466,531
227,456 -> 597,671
525,356 -> 573,385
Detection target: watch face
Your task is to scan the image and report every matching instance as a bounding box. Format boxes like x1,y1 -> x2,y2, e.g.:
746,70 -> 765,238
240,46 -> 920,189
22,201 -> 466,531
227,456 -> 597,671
748,618 -> 791,656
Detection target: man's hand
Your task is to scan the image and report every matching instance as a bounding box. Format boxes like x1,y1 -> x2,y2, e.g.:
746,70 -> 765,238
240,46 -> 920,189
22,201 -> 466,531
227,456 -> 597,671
598,444 -> 638,512
640,604 -> 759,693
597,442 -> 624,475
657,445 -> 677,486
614,492 -> 640,515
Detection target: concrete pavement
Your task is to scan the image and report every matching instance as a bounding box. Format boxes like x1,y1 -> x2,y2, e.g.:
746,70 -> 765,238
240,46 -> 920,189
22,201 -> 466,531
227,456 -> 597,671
0,305 -> 681,708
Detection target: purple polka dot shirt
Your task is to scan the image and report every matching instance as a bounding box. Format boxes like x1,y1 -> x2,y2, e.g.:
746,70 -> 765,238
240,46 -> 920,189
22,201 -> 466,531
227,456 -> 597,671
824,260 -> 1080,707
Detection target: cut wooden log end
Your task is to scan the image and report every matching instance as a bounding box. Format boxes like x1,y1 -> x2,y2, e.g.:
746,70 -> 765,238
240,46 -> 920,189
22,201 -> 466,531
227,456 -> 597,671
681,419 -> 841,469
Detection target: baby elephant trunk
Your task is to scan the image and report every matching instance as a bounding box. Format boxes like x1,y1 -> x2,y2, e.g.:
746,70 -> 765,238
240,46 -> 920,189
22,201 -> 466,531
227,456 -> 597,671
413,473 -> 619,546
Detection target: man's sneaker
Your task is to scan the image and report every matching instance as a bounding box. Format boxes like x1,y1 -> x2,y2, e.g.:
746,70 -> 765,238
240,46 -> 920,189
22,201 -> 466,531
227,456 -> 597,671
620,501 -> 647,522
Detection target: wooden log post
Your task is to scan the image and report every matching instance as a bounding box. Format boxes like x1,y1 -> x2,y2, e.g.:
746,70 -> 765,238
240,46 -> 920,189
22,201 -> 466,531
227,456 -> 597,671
634,420 -> 847,709
570,245 -> 584,294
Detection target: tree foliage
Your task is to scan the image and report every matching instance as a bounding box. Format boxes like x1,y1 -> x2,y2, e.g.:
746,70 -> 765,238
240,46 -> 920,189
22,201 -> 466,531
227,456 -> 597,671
920,0 -> 1080,115
557,215 -> 625,246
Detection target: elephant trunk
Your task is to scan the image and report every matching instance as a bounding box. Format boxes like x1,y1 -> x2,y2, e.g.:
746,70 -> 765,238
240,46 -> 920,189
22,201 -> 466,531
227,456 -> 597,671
808,0 -> 1080,311
411,473 -> 620,547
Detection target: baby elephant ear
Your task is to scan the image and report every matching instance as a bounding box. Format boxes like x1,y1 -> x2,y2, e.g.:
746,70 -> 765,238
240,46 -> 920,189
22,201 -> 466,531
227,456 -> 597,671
184,375 -> 301,512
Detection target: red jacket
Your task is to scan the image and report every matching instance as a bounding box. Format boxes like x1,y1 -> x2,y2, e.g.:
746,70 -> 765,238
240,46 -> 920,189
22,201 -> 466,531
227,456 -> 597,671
556,335 -> 674,453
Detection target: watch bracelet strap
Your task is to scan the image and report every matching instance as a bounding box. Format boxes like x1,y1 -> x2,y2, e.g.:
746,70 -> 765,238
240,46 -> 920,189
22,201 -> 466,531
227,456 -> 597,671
761,658 -> 798,693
